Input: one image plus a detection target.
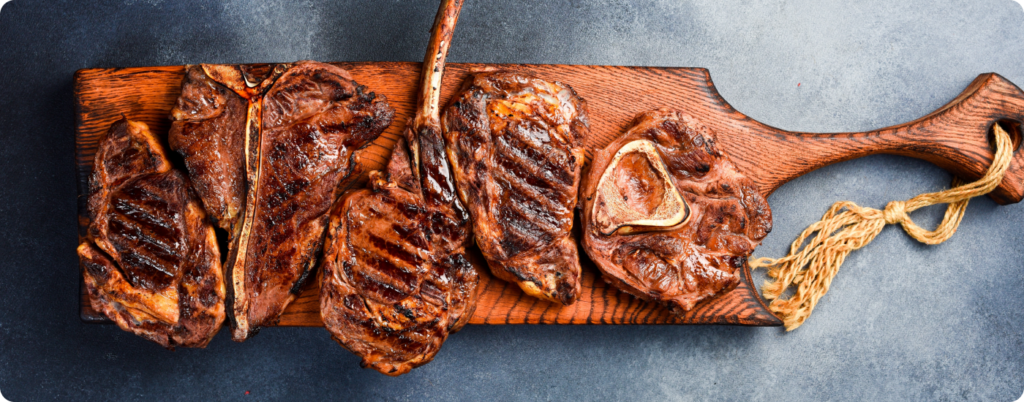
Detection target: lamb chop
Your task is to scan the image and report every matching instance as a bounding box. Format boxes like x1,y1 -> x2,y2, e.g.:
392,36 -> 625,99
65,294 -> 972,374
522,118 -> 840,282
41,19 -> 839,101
579,109 -> 772,313
78,118 -> 225,348
443,71 -> 589,305
170,61 -> 395,341
319,0 -> 479,376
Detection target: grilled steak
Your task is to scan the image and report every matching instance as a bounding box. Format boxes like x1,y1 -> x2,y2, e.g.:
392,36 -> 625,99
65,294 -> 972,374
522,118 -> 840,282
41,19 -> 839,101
78,119 -> 225,348
320,0 -> 478,376
443,71 -> 588,305
579,109 -> 772,313
170,61 -> 394,341
320,137 -> 479,375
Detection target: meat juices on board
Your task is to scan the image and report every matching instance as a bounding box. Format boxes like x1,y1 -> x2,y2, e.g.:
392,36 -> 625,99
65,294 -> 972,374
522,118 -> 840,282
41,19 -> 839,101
443,71 -> 589,305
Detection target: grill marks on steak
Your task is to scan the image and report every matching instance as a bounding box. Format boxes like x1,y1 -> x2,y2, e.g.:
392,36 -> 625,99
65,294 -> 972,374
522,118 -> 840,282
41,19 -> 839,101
169,61 -> 394,341
580,109 -> 772,313
233,62 -> 394,339
443,71 -> 589,305
320,0 -> 477,376
321,138 -> 479,375
78,119 -> 225,348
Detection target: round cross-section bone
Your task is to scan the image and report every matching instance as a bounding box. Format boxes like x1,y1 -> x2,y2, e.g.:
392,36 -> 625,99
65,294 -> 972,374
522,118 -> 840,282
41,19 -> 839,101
592,139 -> 690,235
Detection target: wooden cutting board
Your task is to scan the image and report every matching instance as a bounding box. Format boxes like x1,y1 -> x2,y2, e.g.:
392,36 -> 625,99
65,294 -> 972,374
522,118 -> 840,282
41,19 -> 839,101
75,62 -> 1024,327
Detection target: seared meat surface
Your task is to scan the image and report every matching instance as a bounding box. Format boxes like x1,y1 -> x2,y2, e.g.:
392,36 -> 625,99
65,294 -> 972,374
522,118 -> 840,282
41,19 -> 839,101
78,119 -> 225,348
320,138 -> 478,376
320,0 -> 477,376
170,61 -> 394,341
443,71 -> 589,305
169,65 -> 248,234
580,109 -> 772,313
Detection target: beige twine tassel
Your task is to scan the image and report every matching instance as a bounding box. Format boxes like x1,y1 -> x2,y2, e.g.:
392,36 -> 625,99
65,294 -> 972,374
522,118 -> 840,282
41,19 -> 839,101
750,124 -> 1015,331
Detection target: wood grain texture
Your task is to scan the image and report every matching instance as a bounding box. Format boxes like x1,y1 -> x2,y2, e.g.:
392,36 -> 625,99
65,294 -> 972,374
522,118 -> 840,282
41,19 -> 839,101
76,62 -> 1024,326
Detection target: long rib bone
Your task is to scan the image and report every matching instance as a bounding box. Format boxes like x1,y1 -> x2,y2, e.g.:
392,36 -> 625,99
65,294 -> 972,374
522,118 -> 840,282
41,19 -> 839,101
408,0 -> 463,180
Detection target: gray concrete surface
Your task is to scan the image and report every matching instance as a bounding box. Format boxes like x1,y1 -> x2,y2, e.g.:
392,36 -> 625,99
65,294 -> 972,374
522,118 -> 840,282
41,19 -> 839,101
1,0 -> 1023,400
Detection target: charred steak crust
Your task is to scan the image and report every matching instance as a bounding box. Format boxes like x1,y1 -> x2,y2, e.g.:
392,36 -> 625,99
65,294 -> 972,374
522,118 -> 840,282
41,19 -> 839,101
169,65 -> 248,234
232,61 -> 395,340
579,109 -> 772,314
321,137 -> 480,376
78,119 -> 226,348
320,0 -> 475,375
169,61 -> 395,341
443,71 -> 589,305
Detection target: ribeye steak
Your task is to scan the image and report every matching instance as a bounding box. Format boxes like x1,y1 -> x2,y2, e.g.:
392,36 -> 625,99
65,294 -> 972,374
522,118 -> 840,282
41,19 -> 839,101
320,0 -> 479,376
443,71 -> 589,305
579,108 -> 772,313
78,119 -> 226,348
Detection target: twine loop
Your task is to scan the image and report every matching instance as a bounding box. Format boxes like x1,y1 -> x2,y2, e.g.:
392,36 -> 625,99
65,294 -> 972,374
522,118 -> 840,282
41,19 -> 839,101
882,200 -> 906,224
751,124 -> 1015,331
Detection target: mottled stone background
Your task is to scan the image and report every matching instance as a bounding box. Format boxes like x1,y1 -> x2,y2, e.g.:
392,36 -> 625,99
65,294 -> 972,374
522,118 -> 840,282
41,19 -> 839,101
0,0 -> 1022,400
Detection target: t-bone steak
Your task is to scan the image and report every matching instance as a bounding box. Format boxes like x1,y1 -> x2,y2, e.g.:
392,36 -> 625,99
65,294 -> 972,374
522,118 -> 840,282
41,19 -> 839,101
170,61 -> 395,341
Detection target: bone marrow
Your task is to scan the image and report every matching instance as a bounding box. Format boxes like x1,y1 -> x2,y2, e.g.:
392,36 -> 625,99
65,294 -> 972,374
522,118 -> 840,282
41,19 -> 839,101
592,139 -> 690,236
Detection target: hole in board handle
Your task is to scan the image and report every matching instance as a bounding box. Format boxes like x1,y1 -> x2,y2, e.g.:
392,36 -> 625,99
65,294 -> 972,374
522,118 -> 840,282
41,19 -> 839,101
989,119 -> 1023,154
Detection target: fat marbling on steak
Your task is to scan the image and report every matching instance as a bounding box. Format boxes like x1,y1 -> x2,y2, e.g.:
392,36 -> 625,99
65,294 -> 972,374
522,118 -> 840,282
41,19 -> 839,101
170,61 -> 394,341
579,108 -> 772,314
78,118 -> 225,348
443,71 -> 589,305
319,0 -> 479,376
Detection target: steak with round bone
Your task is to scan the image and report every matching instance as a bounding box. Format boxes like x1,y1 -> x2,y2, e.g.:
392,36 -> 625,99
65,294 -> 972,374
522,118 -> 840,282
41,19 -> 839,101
170,61 -> 395,341
78,118 -> 226,348
579,108 -> 772,313
319,0 -> 478,376
443,71 -> 589,305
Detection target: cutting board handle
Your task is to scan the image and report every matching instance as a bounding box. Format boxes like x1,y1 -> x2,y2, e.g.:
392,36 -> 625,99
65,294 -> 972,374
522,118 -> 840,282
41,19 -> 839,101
731,73 -> 1024,204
